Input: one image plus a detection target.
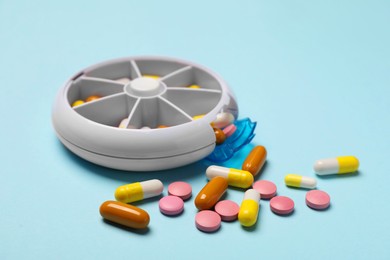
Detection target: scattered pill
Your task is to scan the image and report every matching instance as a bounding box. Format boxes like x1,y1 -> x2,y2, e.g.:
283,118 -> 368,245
116,77 -> 131,84
213,128 -> 226,145
115,179 -> 163,204
242,145 -> 267,176
206,165 -> 254,189
159,196 -> 184,216
214,200 -> 240,221
222,124 -> 237,137
270,196 -> 294,215
306,190 -> 330,210
71,100 -> 84,107
252,180 -> 277,199
85,95 -> 101,102
188,84 -> 201,89
195,210 -> 221,233
213,112 -> 235,129
284,174 -> 317,189
143,74 -> 160,80
194,176 -> 228,210
168,181 -> 192,200
314,156 -> 359,175
100,201 -> 149,229
238,189 -> 260,227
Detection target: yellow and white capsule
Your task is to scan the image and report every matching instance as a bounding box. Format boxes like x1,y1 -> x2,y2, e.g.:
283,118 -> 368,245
314,156 -> 359,175
238,189 -> 260,227
206,166 -> 254,188
115,179 -> 163,203
284,174 -> 317,189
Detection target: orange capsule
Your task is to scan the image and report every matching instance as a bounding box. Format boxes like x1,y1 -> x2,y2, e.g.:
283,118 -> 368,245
213,128 -> 226,145
242,146 -> 267,176
85,95 -> 101,102
99,201 -> 150,229
195,176 -> 228,210
157,125 -> 169,128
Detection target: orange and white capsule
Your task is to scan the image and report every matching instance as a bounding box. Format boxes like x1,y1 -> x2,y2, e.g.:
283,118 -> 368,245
115,179 -> 163,203
206,166 -> 254,188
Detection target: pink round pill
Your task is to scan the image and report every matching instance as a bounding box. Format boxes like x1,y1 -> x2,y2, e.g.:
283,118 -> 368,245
159,196 -> 184,216
270,196 -> 295,215
252,180 -> 277,199
222,124 -> 237,137
168,181 -> 192,200
195,210 -> 221,232
306,190 -> 330,210
214,200 -> 240,221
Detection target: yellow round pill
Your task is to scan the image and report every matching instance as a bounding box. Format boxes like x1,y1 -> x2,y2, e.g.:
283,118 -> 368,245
143,74 -> 160,80
71,100 -> 84,107
188,84 -> 201,89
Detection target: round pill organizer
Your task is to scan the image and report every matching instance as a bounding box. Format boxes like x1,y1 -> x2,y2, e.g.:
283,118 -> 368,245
52,56 -> 256,171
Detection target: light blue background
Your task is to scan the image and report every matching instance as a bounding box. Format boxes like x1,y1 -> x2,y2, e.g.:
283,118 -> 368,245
1,0 -> 389,259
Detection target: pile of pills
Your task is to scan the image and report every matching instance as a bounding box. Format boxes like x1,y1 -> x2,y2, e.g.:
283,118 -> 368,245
98,111 -> 360,232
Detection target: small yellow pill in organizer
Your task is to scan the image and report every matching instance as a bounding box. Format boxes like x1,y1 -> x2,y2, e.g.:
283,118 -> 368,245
71,100 -> 84,107
142,74 -> 160,80
188,84 -> 201,89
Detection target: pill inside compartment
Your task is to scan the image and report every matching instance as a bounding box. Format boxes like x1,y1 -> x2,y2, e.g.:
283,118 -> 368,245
67,59 -> 224,129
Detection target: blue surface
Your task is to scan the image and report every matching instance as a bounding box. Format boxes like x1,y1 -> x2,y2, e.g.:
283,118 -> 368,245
1,1 -> 389,259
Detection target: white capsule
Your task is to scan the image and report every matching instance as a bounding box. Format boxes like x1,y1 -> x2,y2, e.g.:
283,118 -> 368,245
206,165 -> 254,188
314,156 -> 359,175
213,112 -> 235,129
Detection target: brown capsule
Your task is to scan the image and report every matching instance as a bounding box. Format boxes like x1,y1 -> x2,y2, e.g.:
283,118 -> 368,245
242,145 -> 267,176
213,128 -> 226,145
194,176 -> 228,210
100,201 -> 150,229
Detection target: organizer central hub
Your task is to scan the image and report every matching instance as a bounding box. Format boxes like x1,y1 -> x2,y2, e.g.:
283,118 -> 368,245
125,77 -> 165,97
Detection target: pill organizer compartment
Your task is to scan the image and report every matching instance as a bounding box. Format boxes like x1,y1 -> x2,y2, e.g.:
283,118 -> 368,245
52,56 -> 254,171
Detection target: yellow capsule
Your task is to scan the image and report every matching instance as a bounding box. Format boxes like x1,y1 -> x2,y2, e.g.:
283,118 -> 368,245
314,156 -> 359,175
192,114 -> 205,120
206,166 -> 254,188
188,84 -> 201,89
238,189 -> 260,227
284,174 -> 317,189
71,100 -> 84,107
142,74 -> 160,80
115,179 -> 163,203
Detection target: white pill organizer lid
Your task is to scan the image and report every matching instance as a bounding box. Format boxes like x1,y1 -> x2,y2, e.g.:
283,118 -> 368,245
52,56 -> 243,171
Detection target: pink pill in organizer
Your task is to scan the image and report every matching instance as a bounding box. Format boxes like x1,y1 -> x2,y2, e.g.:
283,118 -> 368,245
195,210 -> 221,232
214,200 -> 240,221
306,190 -> 330,210
168,181 -> 192,200
270,196 -> 295,215
159,196 -> 184,216
222,124 -> 237,137
252,180 -> 277,199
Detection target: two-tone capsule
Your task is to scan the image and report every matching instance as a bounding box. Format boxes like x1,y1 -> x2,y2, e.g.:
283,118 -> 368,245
115,179 -> 163,203
206,166 -> 254,188
195,176 -> 228,210
242,145 -> 267,176
238,189 -> 260,227
314,156 -> 359,175
100,201 -> 150,229
284,174 -> 317,189
212,112 -> 235,129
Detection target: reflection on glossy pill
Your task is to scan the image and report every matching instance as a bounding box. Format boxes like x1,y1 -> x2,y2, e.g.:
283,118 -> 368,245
100,200 -> 150,229
115,179 -> 163,204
